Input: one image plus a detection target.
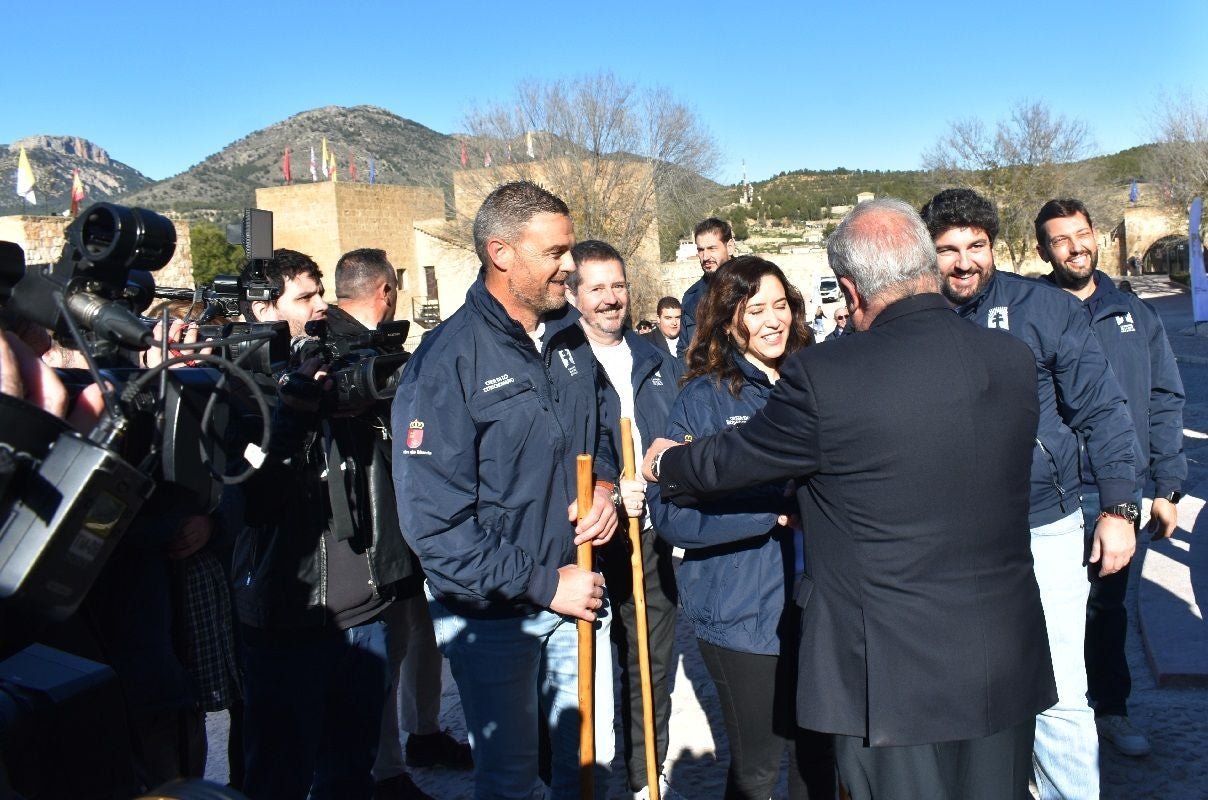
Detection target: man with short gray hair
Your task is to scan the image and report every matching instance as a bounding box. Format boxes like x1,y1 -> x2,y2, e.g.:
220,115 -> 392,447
391,181 -> 619,799
642,199 -> 1056,800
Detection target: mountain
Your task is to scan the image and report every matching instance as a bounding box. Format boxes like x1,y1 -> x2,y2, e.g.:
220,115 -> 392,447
0,136 -> 154,216
117,105 -> 457,219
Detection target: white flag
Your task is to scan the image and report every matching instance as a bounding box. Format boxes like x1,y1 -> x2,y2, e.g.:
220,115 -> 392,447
15,147 -> 36,204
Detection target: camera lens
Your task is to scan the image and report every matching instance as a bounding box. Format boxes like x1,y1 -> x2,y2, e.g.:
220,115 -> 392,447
71,203 -> 177,273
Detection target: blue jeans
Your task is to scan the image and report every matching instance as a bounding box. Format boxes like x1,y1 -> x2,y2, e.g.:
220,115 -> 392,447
241,619 -> 390,800
428,590 -> 611,800
1030,509 -> 1098,800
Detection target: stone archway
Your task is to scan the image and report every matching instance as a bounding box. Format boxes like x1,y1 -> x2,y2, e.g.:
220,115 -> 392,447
1143,234 -> 1207,275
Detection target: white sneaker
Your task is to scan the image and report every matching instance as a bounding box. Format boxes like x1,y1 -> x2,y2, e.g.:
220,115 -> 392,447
1097,714 -> 1151,757
632,774 -> 683,800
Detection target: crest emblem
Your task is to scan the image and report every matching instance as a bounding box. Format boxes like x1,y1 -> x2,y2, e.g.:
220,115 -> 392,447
406,419 -> 425,449
987,306 -> 1010,330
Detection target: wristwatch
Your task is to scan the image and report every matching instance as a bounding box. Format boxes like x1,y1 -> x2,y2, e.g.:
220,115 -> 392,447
1100,502 -> 1140,524
650,449 -> 666,481
1162,491 -> 1184,504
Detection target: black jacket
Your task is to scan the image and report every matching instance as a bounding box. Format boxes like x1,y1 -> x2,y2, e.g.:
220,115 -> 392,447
227,308 -> 419,632
658,293 -> 1056,746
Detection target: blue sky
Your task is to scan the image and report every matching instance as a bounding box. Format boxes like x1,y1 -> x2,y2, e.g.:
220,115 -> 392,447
4,0 -> 1204,184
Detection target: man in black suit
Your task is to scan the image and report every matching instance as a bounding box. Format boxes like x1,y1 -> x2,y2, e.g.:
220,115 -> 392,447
642,199 -> 1056,800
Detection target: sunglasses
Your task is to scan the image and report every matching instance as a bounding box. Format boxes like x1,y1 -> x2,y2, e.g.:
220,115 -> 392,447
835,314 -> 849,320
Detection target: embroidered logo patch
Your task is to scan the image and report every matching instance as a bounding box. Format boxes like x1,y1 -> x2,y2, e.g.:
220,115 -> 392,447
1116,313 -> 1135,334
726,415 -> 750,426
557,348 -> 579,376
651,370 -> 664,387
987,306 -> 1010,330
406,419 -> 425,449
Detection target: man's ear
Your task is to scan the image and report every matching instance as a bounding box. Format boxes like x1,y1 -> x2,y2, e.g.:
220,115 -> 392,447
250,300 -> 274,322
486,238 -> 512,273
1035,240 -> 1051,264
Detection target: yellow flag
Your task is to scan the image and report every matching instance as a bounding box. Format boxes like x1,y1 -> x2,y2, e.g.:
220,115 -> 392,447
329,152 -> 338,183
15,147 -> 36,204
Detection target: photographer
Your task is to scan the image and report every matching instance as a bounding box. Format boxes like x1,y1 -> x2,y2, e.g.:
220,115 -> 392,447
227,249 -> 418,800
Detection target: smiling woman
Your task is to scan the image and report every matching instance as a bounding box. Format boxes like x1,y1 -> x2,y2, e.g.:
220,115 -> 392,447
650,255 -> 834,798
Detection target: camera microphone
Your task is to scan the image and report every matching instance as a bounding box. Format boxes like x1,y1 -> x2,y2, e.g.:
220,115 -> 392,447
64,292 -> 153,349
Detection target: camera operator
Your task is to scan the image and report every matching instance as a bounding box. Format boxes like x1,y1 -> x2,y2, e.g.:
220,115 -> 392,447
228,249 -> 419,800
328,249 -> 467,800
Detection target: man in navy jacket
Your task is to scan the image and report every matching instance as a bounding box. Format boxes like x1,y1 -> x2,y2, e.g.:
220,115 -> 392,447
678,217 -> 735,357
1035,197 -> 1186,758
643,199 -> 1055,800
391,182 -> 618,800
566,240 -> 684,800
921,188 -> 1136,800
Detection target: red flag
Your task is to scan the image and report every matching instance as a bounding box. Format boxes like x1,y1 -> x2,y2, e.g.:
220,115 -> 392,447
70,169 -> 85,216
484,150 -> 492,168
283,147 -> 292,184
460,140 -> 467,168
349,153 -> 357,182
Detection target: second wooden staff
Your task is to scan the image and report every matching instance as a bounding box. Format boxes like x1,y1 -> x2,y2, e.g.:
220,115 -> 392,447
620,417 -> 660,800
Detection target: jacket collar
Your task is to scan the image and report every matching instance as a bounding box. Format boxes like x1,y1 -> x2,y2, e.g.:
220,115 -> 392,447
870,292 -> 954,329
466,275 -> 581,349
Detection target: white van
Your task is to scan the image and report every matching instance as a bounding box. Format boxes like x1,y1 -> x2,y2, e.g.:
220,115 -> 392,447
818,276 -> 841,303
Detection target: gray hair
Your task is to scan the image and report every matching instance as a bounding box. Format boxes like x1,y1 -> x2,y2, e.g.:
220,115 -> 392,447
827,198 -> 938,303
473,181 -> 570,267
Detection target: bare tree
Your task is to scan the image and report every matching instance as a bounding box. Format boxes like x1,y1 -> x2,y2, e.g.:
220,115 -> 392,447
1144,89 -> 1208,212
451,73 -> 721,319
923,101 -> 1101,269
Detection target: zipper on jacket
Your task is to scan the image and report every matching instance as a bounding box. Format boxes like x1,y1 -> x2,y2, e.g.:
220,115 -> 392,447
1035,437 -> 1070,509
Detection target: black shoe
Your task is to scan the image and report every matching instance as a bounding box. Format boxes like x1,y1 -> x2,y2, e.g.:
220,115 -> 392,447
375,773 -> 435,800
405,730 -> 474,770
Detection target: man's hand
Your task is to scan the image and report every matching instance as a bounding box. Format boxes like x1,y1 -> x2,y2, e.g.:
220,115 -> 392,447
277,355 -> 332,414
145,319 -> 201,368
168,515 -> 213,560
0,330 -> 68,418
1146,497 -> 1179,540
619,477 -> 646,519
641,437 -> 681,482
549,564 -> 605,622
566,484 -> 617,547
1090,514 -> 1137,576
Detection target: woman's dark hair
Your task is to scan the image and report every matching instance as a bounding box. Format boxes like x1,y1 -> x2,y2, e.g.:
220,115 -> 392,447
683,255 -> 812,397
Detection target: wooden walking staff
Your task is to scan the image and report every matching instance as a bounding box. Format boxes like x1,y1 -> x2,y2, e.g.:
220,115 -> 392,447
620,417 -> 660,800
575,453 -> 596,799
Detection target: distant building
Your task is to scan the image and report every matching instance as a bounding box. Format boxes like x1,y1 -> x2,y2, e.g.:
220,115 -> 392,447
856,191 -> 874,204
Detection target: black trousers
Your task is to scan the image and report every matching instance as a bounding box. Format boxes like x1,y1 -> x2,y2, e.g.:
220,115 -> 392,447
697,639 -> 834,800
601,527 -> 678,791
1082,490 -> 1136,717
834,718 -> 1035,800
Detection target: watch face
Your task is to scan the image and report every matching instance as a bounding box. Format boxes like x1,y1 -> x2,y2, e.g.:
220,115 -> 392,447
1124,502 -> 1141,522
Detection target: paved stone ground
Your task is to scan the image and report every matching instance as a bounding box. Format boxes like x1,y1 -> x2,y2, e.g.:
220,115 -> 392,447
205,276 -> 1208,799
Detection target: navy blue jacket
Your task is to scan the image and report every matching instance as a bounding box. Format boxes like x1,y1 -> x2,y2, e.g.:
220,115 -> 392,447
649,356 -> 794,655
598,329 -> 685,457
677,275 -> 710,358
1041,270 -> 1186,496
956,271 -> 1135,526
391,278 -> 617,618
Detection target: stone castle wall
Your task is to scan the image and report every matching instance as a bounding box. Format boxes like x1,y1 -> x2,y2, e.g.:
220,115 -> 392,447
256,183 -> 445,318
0,213 -> 193,290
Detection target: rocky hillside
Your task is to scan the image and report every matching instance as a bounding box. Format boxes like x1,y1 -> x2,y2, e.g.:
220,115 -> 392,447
117,105 -> 457,219
0,136 -> 153,216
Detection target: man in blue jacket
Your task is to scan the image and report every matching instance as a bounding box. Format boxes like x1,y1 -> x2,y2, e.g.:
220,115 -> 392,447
921,189 -> 1137,800
391,181 -> 619,800
679,217 -> 735,357
566,239 -> 684,800
1035,197 -> 1187,758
